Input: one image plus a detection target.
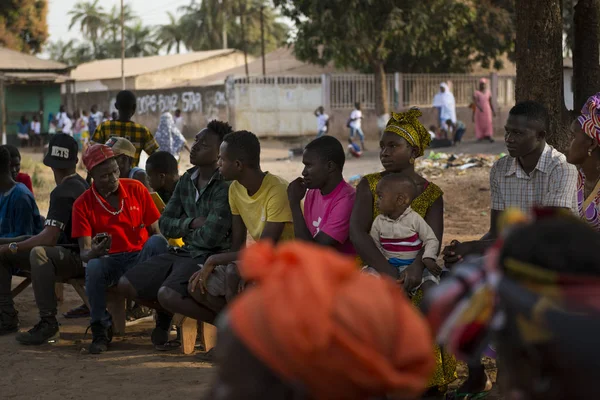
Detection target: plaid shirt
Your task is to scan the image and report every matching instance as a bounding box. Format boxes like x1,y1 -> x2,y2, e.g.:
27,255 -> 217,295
91,120 -> 159,166
159,167 -> 232,258
490,144 -> 578,214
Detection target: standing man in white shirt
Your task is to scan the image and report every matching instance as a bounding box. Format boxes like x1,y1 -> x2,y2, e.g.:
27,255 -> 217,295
174,109 -> 185,133
348,102 -> 365,151
314,106 -> 329,138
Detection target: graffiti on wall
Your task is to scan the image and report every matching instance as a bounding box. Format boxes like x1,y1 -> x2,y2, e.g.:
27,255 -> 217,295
137,91 -> 204,115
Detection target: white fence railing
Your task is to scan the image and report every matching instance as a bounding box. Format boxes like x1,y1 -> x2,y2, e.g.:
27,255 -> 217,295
328,73 -> 516,110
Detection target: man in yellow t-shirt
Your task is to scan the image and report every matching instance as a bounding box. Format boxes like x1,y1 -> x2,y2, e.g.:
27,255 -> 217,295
188,130 -> 293,305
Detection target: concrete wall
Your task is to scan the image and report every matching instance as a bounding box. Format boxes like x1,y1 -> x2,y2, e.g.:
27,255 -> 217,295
135,53 -> 251,90
69,85 -> 228,137
233,81 -> 322,137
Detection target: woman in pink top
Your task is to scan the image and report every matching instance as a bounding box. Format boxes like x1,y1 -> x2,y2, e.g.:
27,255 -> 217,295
473,78 -> 495,141
287,136 -> 356,255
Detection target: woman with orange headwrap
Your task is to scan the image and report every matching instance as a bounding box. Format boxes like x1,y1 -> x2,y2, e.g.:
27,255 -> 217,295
207,241 -> 435,400
349,109 -> 456,397
567,92 -> 600,231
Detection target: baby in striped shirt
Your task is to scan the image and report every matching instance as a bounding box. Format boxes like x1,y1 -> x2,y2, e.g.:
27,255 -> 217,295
370,174 -> 441,290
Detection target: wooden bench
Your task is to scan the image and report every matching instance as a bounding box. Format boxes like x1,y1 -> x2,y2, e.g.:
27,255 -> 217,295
172,314 -> 217,355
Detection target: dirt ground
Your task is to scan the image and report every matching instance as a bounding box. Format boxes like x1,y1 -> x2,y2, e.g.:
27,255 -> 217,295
3,139 -> 505,399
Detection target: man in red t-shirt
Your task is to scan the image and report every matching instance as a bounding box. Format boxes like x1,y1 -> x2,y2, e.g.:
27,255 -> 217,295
72,144 -> 168,354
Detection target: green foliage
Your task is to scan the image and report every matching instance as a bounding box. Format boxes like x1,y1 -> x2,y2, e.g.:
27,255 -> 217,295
46,0 -> 288,64
179,0 -> 289,57
274,0 -> 514,74
0,0 -> 49,54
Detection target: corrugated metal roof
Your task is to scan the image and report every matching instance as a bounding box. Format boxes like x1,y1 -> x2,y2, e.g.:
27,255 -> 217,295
165,47 -> 354,88
70,49 -> 241,81
0,47 -> 67,71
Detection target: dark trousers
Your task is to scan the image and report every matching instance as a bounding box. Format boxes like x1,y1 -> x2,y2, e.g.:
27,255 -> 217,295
0,246 -> 84,318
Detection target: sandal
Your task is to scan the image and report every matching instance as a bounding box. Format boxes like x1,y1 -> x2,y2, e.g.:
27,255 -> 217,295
155,339 -> 181,351
63,303 -> 89,319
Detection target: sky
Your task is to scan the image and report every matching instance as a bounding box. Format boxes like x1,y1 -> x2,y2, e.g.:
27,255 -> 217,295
47,0 -> 193,43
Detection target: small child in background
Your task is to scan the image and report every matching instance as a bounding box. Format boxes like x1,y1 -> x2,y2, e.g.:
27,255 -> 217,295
369,173 -> 441,292
446,119 -> 467,145
428,125 -> 437,140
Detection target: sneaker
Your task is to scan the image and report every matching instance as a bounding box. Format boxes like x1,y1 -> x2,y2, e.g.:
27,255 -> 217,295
89,322 -> 110,354
0,308 -> 18,336
15,318 -> 59,345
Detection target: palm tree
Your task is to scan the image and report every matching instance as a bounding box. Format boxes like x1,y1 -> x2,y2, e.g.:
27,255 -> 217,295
156,12 -> 186,54
179,0 -> 226,51
105,4 -> 137,45
68,0 -> 106,56
126,21 -> 159,57
46,39 -> 76,64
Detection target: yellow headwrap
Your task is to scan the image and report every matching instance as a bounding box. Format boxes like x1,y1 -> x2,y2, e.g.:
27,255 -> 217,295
385,108 -> 431,157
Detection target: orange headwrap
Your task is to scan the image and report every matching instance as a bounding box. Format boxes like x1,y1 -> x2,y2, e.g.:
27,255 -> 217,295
228,241 -> 435,400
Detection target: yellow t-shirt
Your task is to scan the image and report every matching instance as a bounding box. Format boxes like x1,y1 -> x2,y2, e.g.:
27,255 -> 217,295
229,173 -> 294,242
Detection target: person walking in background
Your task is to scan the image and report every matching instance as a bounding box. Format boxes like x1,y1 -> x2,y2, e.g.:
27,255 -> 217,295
348,102 -> 365,151
314,106 -> 329,138
88,105 -> 102,136
154,112 -> 190,160
61,113 -> 73,136
174,109 -> 185,133
91,90 -> 159,167
433,82 -> 456,131
473,78 -> 495,142
73,110 -> 89,151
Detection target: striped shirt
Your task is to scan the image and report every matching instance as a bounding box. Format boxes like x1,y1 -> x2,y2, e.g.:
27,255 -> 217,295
370,206 -> 439,262
490,144 -> 578,214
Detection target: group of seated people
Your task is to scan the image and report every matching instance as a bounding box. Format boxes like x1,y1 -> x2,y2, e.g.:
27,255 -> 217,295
3,86 -> 600,398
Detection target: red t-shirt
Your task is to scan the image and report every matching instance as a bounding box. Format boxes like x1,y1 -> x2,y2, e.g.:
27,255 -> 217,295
16,173 -> 33,195
71,179 -> 160,254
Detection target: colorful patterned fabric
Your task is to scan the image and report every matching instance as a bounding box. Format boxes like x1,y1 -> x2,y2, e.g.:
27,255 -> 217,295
365,173 -> 443,219
362,172 -> 455,389
230,241 -> 436,400
578,93 -> 600,143
385,108 -> 431,157
91,120 -> 159,166
577,170 -> 600,231
422,207 -> 600,363
155,112 -> 187,157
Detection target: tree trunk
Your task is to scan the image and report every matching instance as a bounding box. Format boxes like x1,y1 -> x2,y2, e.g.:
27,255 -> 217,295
515,0 -> 571,152
573,0 -> 600,112
373,60 -> 389,117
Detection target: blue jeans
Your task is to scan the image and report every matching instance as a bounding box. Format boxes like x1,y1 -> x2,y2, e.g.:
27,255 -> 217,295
86,235 -> 168,326
349,127 -> 365,142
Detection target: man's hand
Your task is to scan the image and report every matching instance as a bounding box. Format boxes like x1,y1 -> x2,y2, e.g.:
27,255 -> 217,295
287,178 -> 307,204
91,234 -> 111,258
423,258 -> 442,276
442,240 -> 474,267
188,256 -> 217,294
399,263 -> 423,292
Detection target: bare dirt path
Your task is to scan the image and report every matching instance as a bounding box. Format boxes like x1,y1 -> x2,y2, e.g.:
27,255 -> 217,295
5,140 -> 504,399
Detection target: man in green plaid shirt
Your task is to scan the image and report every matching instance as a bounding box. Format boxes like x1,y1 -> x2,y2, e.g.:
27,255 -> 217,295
91,90 -> 159,166
118,120 -> 233,349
